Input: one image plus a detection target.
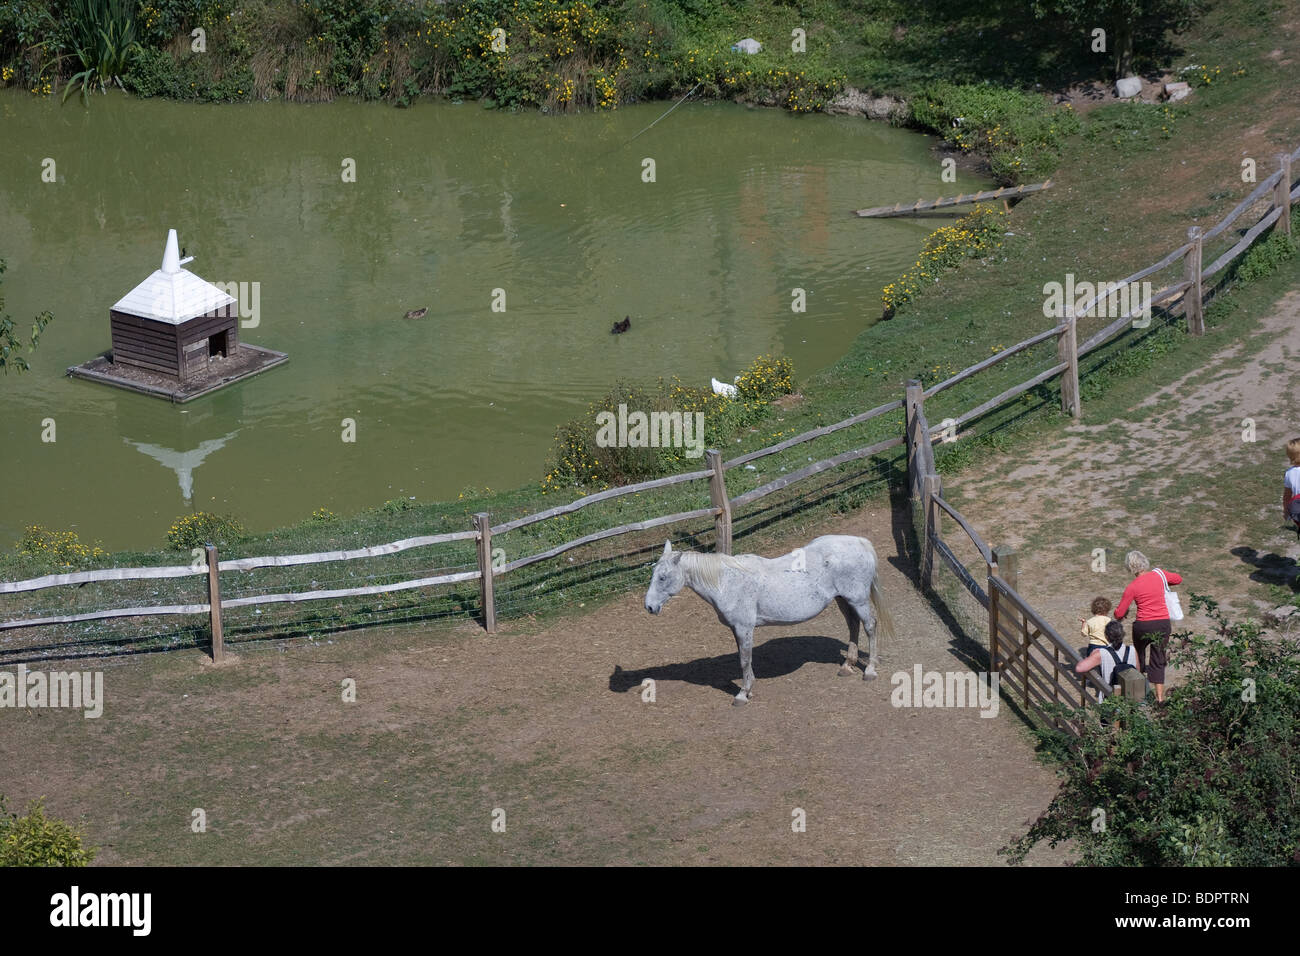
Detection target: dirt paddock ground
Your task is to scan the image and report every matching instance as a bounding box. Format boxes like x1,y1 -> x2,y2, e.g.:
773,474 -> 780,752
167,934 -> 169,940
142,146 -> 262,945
1,502 -> 1065,866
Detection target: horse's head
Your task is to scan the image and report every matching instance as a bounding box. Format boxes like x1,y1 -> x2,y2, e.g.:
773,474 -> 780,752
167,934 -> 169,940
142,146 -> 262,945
644,540 -> 686,614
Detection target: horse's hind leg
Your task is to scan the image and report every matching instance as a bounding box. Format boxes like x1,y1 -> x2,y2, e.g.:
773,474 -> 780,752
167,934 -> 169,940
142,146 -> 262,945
836,596 -> 861,676
846,598 -> 879,681
732,625 -> 756,706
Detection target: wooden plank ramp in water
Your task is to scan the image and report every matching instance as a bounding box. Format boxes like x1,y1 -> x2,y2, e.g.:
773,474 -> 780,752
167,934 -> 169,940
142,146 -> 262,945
854,180 -> 1053,218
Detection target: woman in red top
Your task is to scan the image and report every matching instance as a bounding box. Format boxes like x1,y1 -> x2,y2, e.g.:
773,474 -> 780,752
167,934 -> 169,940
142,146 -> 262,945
1114,549 -> 1182,704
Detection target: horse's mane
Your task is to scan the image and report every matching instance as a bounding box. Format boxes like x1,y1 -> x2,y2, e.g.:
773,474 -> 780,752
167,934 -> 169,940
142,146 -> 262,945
679,551 -> 758,591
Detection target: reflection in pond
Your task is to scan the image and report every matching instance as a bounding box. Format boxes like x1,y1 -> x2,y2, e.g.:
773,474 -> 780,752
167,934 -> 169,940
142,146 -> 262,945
124,430 -> 240,506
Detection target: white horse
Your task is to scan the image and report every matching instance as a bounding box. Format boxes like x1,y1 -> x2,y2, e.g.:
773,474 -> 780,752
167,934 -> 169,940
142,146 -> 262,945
644,535 -> 893,705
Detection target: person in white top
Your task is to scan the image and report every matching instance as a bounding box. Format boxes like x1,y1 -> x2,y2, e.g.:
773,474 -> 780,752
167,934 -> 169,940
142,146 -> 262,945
1284,438 -> 1300,533
1075,620 -> 1137,703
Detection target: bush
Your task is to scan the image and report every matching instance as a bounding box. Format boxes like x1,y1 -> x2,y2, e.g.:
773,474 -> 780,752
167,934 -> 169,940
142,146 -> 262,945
15,525 -> 107,568
881,204 -> 1007,316
135,0 -> 209,46
1234,229 -> 1298,283
1002,596 -> 1300,866
122,43 -> 254,100
543,354 -> 794,489
0,796 -> 97,867
167,511 -> 244,550
910,83 -> 1080,184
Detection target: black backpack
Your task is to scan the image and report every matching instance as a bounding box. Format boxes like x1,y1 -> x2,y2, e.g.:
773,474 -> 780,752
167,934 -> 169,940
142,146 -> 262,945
1104,645 -> 1135,686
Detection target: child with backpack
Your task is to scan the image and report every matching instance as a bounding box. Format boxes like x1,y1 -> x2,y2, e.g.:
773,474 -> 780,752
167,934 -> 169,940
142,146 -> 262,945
1075,620 -> 1139,703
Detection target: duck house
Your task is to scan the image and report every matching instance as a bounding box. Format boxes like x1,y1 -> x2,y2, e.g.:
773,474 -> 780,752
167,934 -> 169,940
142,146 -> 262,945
69,229 -> 287,403
112,229 -> 238,380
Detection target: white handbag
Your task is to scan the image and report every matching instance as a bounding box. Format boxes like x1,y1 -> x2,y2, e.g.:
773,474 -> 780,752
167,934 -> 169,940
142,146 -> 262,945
1156,568 -> 1183,621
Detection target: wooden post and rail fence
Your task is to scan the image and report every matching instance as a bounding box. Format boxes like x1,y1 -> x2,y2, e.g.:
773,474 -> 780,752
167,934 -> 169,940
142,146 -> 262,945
2,144 -> 1295,730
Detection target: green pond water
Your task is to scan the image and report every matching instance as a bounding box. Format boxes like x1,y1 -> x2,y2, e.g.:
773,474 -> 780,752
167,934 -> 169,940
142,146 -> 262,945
0,91 -> 989,551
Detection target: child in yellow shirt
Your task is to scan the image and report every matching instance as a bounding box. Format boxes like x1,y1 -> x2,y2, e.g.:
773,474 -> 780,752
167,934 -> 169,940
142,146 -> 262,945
1080,596 -> 1113,650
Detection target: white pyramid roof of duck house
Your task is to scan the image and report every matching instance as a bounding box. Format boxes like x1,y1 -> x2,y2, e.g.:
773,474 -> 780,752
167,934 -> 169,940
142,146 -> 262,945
111,230 -> 236,325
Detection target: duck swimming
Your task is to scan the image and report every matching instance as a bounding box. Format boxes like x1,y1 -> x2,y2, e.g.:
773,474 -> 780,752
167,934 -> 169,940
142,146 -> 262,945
611,316 -> 631,334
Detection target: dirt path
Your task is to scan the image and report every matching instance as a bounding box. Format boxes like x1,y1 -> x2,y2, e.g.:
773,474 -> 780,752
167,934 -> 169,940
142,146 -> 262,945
1,501 -> 1064,866
945,288 -> 1300,687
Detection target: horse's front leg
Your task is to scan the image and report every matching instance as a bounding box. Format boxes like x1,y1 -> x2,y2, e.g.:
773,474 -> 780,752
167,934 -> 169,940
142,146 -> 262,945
732,625 -> 756,706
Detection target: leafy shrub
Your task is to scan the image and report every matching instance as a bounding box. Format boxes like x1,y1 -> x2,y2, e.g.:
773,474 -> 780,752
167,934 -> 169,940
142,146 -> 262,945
0,0 -> 61,91
135,0 -> 208,46
15,525 -> 107,568
122,43 -> 253,100
0,258 -> 53,374
167,511 -> 244,550
881,204 -> 1007,316
0,796 -> 97,867
910,83 -> 1080,184
1234,228 -> 1298,283
379,497 -> 415,514
542,354 -> 794,489
1002,596 -> 1300,866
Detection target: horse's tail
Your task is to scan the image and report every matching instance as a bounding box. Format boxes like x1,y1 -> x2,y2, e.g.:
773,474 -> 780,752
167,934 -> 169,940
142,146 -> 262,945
870,578 -> 894,642
857,537 -> 894,641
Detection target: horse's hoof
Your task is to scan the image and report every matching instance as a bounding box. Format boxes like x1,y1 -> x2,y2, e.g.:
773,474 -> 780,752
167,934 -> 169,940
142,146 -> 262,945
837,663 -> 857,677
862,668 -> 878,682
732,695 -> 749,707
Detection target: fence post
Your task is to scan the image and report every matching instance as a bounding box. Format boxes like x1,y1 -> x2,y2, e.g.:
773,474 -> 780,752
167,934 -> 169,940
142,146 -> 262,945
993,545 -> 1018,591
474,513 -> 496,634
987,561 -> 1000,673
921,473 -> 940,590
1058,307 -> 1080,418
706,449 -> 732,555
905,379 -> 923,498
206,544 -> 224,663
1276,152 -> 1293,237
1183,225 -> 1204,335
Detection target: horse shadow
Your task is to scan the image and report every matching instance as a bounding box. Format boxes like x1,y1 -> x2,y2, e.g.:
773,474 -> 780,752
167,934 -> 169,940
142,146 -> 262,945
1230,545 -> 1300,592
609,635 -> 848,699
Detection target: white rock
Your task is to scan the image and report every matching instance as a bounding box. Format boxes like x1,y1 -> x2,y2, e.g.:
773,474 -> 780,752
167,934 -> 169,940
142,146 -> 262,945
1266,605 -> 1298,625
1163,81 -> 1191,102
1116,76 -> 1142,98
731,38 -> 761,54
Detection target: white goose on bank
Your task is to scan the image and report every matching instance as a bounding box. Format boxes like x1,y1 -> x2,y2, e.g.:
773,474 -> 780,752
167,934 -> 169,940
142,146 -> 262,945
711,375 -> 740,398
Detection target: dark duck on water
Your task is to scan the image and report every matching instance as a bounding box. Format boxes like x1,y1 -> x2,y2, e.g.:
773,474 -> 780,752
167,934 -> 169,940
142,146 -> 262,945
611,316 -> 631,334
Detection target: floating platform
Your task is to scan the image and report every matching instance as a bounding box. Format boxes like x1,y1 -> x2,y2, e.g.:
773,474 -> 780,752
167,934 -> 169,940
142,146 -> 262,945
67,344 -> 288,403
855,180 -> 1053,218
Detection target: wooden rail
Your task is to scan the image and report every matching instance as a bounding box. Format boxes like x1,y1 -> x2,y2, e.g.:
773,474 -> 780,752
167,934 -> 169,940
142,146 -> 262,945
855,180 -> 1053,218
3,141 -> 1295,662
